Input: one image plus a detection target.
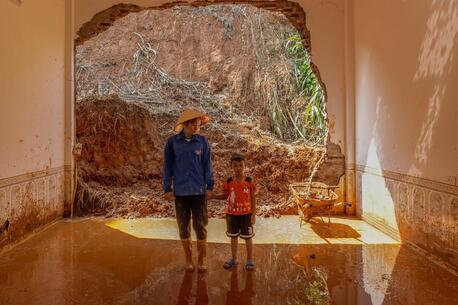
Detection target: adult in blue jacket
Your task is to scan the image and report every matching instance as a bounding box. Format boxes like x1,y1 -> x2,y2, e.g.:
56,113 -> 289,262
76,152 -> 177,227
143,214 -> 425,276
163,109 -> 214,273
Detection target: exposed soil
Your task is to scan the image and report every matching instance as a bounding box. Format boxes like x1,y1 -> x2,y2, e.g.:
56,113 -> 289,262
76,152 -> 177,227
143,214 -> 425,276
76,98 -> 341,218
75,4 -> 345,218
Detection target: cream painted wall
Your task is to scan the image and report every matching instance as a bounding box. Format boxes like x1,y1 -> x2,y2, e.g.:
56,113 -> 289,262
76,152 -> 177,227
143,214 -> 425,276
0,0 -> 66,179
354,0 -> 458,184
65,0 -> 75,170
74,0 -> 348,150
0,0 -> 70,247
353,0 -> 458,269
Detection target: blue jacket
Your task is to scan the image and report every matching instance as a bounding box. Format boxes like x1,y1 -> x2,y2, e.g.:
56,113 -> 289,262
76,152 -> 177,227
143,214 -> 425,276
163,132 -> 214,196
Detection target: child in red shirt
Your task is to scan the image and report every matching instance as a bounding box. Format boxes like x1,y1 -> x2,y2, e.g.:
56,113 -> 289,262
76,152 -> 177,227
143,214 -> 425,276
213,153 -> 256,270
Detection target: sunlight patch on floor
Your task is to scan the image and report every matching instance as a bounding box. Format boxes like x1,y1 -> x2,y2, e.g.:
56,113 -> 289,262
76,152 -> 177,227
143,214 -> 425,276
106,216 -> 399,245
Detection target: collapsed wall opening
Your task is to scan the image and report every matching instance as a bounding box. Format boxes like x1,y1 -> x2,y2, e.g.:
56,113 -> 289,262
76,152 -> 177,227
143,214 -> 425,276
74,1 -> 345,218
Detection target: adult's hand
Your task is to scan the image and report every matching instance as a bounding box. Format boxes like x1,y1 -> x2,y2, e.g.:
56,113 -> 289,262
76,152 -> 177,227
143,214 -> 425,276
164,192 -> 175,202
251,214 -> 256,225
205,190 -> 213,200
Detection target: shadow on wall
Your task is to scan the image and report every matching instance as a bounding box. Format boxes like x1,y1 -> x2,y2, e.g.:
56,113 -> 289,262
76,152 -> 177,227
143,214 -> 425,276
355,0 -> 458,271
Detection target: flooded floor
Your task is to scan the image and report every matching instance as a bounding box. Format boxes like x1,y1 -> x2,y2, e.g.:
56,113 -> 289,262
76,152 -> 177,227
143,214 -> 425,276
0,217 -> 457,305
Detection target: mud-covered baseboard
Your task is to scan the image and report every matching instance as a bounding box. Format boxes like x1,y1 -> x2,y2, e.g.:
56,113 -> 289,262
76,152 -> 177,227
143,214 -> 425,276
0,166 -> 71,248
354,164 -> 458,272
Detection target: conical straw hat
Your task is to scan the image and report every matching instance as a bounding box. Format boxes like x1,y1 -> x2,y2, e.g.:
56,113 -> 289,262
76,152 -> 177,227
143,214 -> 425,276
174,109 -> 210,132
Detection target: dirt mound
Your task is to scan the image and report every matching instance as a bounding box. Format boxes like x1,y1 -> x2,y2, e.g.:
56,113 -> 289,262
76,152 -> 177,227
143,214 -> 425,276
74,4 -> 345,218
76,5 -> 303,136
76,99 -> 166,185
75,97 -> 337,218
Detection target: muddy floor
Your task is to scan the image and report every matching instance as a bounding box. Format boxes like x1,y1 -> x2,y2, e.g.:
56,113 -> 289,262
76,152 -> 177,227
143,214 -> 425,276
0,218 -> 457,305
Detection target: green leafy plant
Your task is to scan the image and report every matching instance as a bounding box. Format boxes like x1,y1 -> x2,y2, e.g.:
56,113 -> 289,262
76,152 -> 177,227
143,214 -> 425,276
285,34 -> 328,146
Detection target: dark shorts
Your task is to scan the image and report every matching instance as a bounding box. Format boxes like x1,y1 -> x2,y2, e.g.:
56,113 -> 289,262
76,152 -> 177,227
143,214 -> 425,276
175,195 -> 208,240
226,213 -> 254,239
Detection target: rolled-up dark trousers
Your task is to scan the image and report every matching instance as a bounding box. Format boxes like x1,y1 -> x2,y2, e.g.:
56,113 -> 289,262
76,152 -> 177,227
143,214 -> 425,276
175,195 -> 208,240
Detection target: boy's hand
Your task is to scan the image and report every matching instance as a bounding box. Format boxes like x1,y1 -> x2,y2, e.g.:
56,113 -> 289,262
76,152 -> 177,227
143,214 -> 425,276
164,192 -> 175,202
205,190 -> 213,200
251,214 -> 256,224
210,193 -> 227,200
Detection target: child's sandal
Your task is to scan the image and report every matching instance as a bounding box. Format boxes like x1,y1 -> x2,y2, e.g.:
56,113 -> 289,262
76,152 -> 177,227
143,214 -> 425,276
223,259 -> 237,269
245,260 -> 255,271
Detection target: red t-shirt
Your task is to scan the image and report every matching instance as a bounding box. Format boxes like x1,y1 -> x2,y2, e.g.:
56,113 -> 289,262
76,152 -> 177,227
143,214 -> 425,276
222,177 -> 256,215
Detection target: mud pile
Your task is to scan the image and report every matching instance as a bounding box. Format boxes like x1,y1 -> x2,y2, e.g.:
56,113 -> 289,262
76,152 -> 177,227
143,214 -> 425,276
76,5 -> 306,134
75,4 -> 344,218
76,97 -> 328,218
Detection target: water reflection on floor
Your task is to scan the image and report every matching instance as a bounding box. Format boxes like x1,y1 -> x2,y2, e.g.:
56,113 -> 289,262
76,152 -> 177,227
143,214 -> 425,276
0,218 -> 456,305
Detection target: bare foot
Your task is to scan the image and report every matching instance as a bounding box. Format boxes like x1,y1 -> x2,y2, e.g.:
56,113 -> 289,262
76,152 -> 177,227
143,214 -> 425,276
185,264 -> 195,272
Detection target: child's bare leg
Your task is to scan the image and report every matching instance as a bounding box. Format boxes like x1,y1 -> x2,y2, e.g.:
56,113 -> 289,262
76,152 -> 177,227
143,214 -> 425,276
231,237 -> 238,261
245,238 -> 253,261
223,237 -> 239,269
